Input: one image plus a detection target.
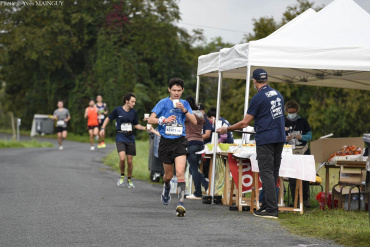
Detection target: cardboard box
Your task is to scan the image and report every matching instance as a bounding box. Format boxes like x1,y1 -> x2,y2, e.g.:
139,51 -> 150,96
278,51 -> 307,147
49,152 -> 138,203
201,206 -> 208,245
310,137 -> 364,163
339,170 -> 366,184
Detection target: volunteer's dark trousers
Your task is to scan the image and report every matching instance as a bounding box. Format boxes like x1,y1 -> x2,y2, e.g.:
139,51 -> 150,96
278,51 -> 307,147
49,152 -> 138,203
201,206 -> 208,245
256,142 -> 284,212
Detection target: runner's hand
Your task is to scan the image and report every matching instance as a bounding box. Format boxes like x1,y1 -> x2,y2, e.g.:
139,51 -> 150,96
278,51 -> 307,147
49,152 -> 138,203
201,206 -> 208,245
100,129 -> 105,137
165,115 -> 176,124
177,102 -> 185,111
286,135 -> 293,141
296,134 -> 302,140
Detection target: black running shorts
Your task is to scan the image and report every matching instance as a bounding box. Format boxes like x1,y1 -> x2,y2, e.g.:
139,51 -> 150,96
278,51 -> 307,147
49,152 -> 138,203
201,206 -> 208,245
116,142 -> 136,156
55,126 -> 67,133
158,136 -> 189,164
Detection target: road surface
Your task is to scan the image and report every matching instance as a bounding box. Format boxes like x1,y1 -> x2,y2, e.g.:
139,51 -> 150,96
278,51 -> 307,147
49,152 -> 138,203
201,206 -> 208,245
0,136 -> 341,246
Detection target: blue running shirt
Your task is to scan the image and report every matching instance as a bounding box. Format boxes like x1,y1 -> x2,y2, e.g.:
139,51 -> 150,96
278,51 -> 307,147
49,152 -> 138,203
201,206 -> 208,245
108,107 -> 139,143
151,97 -> 193,139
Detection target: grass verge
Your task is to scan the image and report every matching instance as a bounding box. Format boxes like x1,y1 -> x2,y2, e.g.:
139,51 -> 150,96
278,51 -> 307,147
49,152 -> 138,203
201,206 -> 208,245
103,140 -> 150,181
0,139 -> 54,148
279,208 -> 370,247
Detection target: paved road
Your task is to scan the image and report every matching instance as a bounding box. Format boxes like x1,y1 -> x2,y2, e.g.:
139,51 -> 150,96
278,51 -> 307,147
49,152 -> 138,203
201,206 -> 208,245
0,136 -> 341,247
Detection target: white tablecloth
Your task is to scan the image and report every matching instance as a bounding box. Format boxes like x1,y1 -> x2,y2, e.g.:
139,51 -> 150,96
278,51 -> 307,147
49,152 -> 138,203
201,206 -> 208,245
234,153 -> 316,182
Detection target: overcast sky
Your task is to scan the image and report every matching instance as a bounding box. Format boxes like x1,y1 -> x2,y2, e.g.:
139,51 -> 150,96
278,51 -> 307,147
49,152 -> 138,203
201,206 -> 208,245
177,0 -> 370,45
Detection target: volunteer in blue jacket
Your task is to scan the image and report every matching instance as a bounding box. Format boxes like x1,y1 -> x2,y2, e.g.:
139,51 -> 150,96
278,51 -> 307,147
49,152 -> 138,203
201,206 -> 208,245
217,68 -> 286,219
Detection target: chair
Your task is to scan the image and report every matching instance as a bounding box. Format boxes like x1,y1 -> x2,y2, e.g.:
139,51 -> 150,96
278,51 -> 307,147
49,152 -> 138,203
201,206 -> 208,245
331,169 -> 365,210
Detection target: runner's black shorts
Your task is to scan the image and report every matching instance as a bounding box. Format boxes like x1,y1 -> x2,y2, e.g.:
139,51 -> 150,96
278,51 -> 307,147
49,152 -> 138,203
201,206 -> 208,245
116,142 -> 136,156
87,125 -> 99,130
55,126 -> 67,133
158,136 -> 189,164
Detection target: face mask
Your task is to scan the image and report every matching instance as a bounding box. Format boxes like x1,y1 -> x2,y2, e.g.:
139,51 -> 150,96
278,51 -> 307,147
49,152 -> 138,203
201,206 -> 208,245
287,113 -> 298,120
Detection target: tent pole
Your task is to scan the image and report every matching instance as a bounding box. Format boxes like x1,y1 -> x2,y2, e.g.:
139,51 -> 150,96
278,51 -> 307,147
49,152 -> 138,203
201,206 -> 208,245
242,65 -> 252,144
211,71 -> 222,203
195,76 -> 200,105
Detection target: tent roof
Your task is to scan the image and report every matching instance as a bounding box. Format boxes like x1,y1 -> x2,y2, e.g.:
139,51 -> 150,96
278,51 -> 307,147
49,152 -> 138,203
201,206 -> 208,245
198,0 -> 370,90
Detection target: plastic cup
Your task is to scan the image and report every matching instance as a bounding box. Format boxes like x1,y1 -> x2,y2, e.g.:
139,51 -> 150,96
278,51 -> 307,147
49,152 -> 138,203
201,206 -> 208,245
146,123 -> 151,130
144,113 -> 149,118
173,99 -> 179,108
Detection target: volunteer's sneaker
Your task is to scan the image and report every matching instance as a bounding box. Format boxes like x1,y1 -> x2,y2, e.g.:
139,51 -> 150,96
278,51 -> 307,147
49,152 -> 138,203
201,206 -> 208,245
59,146 -> 63,151
117,176 -> 125,187
255,203 -> 267,213
161,184 -> 171,205
101,142 -> 106,148
176,201 -> 186,217
304,200 -> 311,208
253,210 -> 278,219
90,146 -> 95,151
127,179 -> 135,188
98,142 -> 102,148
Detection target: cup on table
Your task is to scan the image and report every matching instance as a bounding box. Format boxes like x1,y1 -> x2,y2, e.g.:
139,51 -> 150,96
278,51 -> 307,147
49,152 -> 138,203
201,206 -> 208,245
173,99 -> 179,108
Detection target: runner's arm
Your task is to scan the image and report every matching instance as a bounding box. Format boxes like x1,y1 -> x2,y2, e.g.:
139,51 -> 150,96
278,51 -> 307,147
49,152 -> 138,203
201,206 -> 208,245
99,118 -> 110,137
84,108 -> 88,119
185,112 -> 197,125
148,113 -> 176,125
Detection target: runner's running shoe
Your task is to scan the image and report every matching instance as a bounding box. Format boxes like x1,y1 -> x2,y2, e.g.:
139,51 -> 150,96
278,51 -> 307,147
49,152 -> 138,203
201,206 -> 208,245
101,142 -> 106,148
161,184 -> 171,205
127,179 -> 135,188
117,176 -> 125,187
59,146 -> 63,151
98,142 -> 102,148
90,146 -> 95,151
176,201 -> 186,217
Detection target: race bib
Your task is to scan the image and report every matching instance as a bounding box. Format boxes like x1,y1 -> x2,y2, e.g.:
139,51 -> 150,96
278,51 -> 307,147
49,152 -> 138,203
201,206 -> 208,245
165,124 -> 183,136
57,120 -> 65,126
98,114 -> 105,119
120,123 -> 132,132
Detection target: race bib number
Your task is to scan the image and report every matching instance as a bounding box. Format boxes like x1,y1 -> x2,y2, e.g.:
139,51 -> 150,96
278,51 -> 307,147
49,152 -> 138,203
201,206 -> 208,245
120,123 -> 132,132
57,120 -> 65,126
165,124 -> 183,136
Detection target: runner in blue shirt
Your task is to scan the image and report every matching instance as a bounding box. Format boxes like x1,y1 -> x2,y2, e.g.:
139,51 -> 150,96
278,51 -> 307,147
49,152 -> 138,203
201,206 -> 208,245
100,93 -> 155,189
217,68 -> 286,219
148,78 -> 197,217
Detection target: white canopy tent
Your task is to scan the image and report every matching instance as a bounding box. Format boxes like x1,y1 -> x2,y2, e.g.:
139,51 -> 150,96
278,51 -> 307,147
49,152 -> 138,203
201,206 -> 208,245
196,0 -> 370,201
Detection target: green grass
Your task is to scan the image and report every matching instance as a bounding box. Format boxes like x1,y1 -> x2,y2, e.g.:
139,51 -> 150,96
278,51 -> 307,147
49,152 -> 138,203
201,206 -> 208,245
279,209 -> 370,247
103,140 -> 150,181
0,139 -> 54,148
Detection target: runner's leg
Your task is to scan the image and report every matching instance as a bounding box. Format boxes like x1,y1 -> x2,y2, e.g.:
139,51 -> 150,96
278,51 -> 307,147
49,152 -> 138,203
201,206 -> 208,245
62,130 -> 67,140
93,127 -> 99,139
89,129 -> 94,146
118,151 -> 126,175
127,155 -> 133,178
174,155 -> 187,202
163,163 -> 174,184
57,132 -> 62,146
